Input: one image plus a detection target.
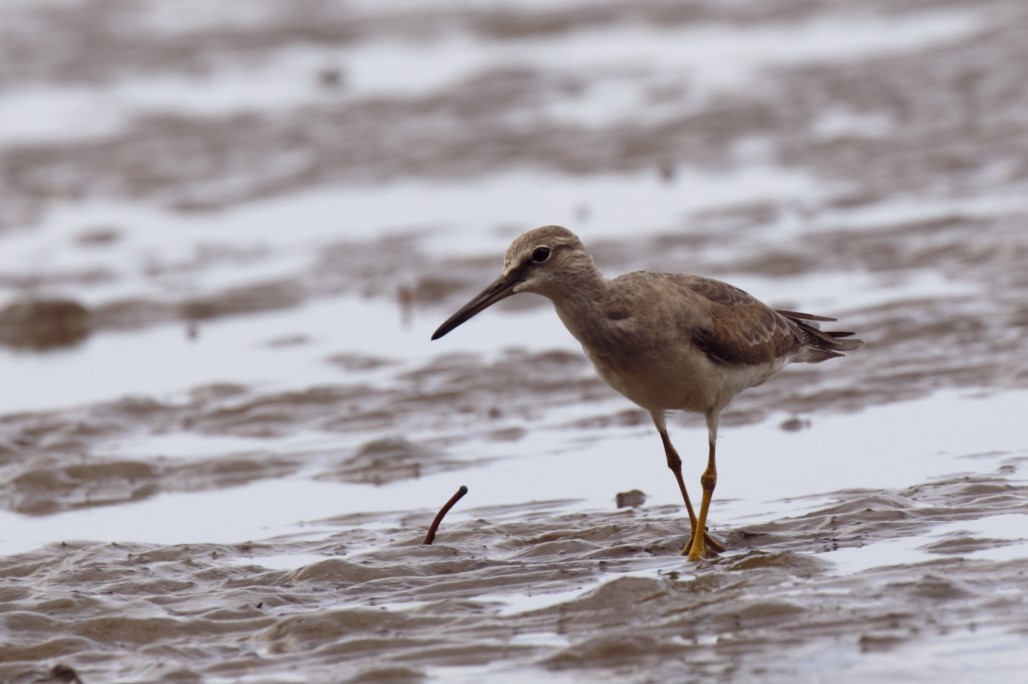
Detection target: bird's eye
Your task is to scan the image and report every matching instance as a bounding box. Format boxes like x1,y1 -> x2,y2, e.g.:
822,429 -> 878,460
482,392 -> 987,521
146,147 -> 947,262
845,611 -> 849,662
532,246 -> 551,263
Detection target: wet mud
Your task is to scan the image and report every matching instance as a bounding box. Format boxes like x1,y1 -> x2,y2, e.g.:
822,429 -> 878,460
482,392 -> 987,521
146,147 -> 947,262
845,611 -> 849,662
4,471 -> 1027,683
2,0 -> 1028,682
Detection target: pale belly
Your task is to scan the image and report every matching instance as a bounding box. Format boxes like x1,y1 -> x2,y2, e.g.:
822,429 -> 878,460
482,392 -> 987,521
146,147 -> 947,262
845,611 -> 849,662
585,346 -> 785,414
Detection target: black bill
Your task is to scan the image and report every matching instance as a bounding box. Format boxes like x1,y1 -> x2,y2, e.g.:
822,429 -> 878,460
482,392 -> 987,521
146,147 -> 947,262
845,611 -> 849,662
431,272 -> 520,340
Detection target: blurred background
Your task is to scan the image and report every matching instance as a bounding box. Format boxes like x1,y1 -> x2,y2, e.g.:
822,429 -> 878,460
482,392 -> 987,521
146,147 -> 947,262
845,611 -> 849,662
1,0 -> 1028,682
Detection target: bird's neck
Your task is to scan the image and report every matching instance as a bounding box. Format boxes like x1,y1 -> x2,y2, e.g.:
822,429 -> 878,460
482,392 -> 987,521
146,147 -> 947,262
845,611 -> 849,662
545,259 -> 607,307
545,264 -> 616,349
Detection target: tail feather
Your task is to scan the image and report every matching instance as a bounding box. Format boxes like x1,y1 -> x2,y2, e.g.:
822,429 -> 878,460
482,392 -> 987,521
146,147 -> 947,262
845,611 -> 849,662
777,309 -> 864,363
775,309 -> 837,323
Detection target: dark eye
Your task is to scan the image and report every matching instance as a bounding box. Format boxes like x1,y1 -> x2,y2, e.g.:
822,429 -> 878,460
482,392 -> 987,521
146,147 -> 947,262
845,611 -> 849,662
532,246 -> 551,263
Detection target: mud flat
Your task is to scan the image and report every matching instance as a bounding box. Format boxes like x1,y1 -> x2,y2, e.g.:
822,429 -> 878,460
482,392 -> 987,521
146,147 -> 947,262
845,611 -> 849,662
1,0 -> 1027,682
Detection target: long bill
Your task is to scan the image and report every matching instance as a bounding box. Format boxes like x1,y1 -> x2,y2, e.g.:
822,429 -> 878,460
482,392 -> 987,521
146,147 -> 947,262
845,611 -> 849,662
431,272 -> 520,340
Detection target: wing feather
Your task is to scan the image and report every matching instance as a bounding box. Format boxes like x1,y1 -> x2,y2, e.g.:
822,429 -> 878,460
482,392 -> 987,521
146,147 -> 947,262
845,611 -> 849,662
605,272 -> 862,367
680,276 -> 796,366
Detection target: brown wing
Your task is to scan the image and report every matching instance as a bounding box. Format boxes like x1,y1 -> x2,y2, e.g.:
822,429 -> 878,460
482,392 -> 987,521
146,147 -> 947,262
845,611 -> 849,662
679,276 -> 797,366
776,309 -> 864,361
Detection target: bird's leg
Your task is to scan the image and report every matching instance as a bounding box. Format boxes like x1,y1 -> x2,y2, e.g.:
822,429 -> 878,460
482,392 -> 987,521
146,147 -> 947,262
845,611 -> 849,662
658,424 -> 697,526
651,413 -> 723,554
686,412 -> 721,561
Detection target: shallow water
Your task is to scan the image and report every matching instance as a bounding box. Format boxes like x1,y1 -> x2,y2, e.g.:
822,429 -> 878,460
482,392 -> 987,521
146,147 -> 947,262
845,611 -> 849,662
2,0 -> 1028,682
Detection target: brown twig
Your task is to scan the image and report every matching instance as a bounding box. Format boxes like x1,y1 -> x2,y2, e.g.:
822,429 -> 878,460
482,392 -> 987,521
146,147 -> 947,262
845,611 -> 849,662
422,485 -> 468,545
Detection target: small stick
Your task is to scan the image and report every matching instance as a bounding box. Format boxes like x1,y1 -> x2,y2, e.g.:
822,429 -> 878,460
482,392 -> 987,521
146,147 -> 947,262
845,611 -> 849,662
422,485 -> 469,545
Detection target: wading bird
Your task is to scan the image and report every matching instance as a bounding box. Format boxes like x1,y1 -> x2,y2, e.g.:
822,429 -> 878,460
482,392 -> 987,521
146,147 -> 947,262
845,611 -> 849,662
432,226 -> 862,560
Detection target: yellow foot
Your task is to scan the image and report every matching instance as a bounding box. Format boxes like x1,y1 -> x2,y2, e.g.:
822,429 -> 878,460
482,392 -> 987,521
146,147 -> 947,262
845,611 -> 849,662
680,531 -> 724,560
703,531 -> 726,554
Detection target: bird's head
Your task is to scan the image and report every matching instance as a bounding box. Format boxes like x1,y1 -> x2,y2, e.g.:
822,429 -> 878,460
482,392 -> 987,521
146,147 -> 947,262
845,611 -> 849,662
431,225 -> 588,340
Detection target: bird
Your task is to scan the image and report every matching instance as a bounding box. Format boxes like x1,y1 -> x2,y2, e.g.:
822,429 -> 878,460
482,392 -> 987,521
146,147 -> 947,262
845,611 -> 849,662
431,225 -> 863,561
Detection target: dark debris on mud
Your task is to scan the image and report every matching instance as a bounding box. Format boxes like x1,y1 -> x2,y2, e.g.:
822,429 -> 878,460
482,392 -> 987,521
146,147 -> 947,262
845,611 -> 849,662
0,299 -> 92,350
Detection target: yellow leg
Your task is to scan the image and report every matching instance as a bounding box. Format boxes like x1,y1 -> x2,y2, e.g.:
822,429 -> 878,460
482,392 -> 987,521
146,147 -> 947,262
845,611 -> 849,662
685,412 -> 721,561
652,412 -> 724,556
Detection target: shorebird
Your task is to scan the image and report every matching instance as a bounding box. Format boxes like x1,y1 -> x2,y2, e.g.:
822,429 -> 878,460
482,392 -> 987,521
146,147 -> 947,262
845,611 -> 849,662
431,226 -> 862,560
